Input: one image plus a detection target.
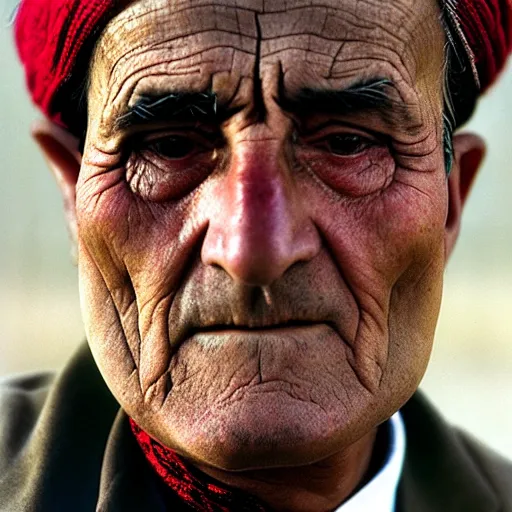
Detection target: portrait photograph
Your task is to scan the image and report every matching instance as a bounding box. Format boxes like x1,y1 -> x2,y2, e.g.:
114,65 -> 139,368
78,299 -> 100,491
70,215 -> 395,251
1,0 -> 511,510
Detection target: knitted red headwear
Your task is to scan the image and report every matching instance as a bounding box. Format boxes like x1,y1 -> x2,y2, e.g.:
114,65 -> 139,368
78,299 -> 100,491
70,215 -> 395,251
15,0 -> 118,129
14,0 -> 512,130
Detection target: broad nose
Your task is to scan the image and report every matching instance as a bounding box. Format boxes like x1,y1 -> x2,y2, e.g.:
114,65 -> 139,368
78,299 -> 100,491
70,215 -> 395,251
201,138 -> 321,286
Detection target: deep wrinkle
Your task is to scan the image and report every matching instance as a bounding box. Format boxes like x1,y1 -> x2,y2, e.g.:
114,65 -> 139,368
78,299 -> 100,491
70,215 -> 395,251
251,11 -> 266,123
278,79 -> 397,121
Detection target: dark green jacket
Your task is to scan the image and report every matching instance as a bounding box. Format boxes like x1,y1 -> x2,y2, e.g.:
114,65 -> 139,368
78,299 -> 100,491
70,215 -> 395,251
1,343 -> 511,511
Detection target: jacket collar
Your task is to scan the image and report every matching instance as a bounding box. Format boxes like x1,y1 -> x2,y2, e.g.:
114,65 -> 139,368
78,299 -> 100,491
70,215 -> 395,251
96,410 -> 168,512
397,392 -> 499,512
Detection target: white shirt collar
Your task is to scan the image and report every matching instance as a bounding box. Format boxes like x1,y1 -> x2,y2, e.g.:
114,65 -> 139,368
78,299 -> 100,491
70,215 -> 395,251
335,412 -> 406,512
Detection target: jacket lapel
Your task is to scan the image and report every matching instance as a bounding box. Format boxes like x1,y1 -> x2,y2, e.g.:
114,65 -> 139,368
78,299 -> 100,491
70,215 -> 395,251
396,392 -> 499,512
96,409 -> 169,512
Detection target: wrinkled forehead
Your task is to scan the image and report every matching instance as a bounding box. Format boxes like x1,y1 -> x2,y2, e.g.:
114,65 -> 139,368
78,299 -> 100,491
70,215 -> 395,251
91,0 -> 445,120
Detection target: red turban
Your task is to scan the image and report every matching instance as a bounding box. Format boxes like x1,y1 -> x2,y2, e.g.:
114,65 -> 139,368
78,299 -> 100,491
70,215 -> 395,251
15,0 -> 512,130
15,0 -> 117,128
445,0 -> 512,92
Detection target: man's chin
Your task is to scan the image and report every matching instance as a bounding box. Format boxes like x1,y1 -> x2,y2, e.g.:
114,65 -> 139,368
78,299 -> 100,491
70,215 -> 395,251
149,389 -> 358,472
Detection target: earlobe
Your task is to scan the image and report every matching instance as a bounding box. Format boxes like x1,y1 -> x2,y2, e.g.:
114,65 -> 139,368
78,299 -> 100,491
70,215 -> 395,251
445,132 -> 486,260
31,120 -> 82,255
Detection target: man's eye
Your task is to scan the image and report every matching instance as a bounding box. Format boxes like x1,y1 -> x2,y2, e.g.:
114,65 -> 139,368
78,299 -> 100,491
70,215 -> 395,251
325,134 -> 373,156
146,136 -> 197,159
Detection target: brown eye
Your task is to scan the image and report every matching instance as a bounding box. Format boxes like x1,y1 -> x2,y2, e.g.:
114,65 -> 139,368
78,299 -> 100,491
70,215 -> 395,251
326,134 -> 373,156
148,136 -> 196,159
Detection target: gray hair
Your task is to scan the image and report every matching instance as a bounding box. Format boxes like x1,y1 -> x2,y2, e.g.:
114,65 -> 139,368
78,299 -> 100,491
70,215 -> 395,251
439,0 -> 481,172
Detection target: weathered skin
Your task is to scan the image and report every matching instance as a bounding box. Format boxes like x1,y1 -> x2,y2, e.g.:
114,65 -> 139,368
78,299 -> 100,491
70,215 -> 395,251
71,0 -> 451,509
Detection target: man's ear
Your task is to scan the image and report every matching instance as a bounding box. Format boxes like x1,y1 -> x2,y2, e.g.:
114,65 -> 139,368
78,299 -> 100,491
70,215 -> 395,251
31,119 -> 82,256
445,132 -> 486,260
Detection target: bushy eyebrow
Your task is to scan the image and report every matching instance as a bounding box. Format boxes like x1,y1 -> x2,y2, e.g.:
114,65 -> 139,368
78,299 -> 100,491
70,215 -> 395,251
114,78 -> 414,132
115,91 -> 230,130
277,78 -> 414,128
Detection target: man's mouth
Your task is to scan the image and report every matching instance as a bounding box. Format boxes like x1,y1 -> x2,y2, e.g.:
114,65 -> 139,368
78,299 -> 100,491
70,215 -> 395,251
166,254 -> 359,352
188,320 -> 333,336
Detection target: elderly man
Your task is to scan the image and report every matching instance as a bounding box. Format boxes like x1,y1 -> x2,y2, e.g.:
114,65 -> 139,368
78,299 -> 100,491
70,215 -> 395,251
1,0 -> 512,510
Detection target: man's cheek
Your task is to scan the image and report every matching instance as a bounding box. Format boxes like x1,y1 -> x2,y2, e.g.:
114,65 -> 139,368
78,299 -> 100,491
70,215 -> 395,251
383,251 -> 445,400
78,238 -> 174,409
76,171 -> 212,404
77,180 -> 156,258
343,179 -> 447,277
306,178 -> 446,386
78,242 -> 143,404
76,166 -> 194,290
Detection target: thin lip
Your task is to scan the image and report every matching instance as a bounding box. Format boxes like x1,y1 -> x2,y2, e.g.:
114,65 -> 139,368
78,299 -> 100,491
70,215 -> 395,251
188,321 -> 335,336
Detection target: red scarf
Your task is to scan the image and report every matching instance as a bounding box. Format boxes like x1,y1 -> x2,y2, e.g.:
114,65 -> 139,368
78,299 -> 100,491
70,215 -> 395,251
129,419 -> 269,512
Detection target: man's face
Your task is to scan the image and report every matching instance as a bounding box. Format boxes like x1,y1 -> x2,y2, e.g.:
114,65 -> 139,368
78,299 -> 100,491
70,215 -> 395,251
78,0 -> 447,469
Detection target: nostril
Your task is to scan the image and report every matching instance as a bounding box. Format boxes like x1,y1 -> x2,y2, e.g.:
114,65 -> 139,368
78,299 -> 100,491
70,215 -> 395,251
201,212 -> 322,286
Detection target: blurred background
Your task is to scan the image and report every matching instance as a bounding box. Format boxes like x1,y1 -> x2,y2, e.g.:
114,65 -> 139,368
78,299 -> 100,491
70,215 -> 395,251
1,0 -> 511,458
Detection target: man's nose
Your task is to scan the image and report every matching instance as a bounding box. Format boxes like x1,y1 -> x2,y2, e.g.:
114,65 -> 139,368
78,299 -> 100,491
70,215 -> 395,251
201,139 -> 321,286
